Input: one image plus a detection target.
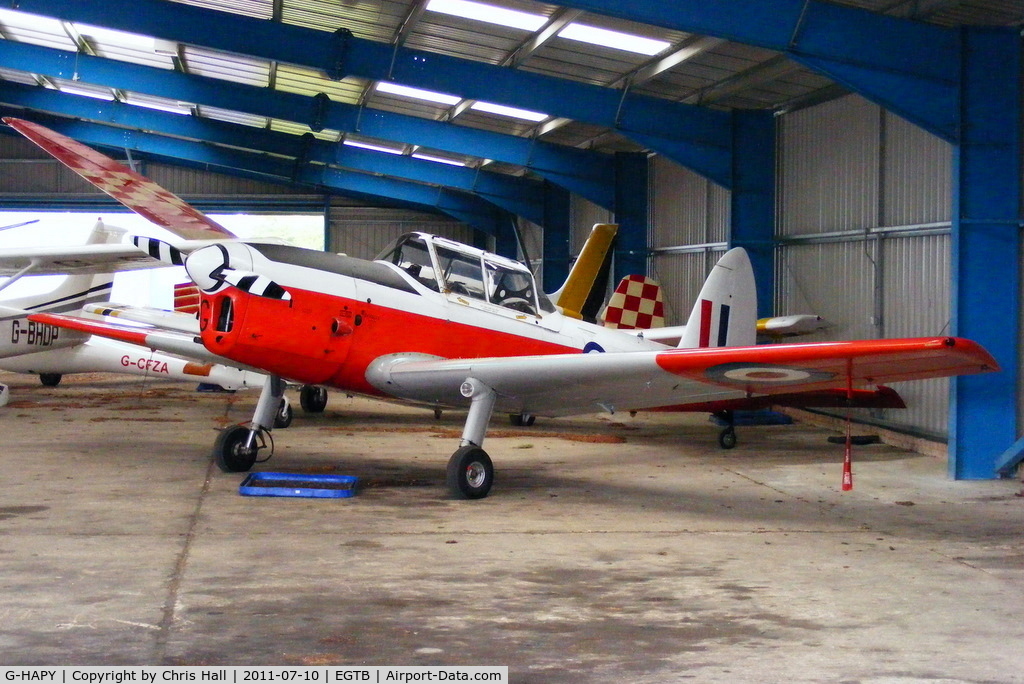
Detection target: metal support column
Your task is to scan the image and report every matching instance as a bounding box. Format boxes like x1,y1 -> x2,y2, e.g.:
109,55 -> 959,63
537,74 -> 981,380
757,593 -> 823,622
949,27 -> 1021,479
541,181 -> 572,291
730,110 -> 776,319
613,151 -> 650,282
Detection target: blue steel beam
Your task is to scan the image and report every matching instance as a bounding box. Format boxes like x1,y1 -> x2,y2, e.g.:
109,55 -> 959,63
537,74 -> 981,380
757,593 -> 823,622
948,28 -> 1021,479
543,0 -> 960,142
10,0 -> 735,186
612,152 -> 649,283
0,110 -> 508,235
0,80 -> 547,224
729,110 -> 774,318
0,38 -> 613,209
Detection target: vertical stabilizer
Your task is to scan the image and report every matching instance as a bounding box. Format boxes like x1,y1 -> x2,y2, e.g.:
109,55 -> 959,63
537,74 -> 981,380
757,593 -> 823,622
599,275 -> 666,330
677,248 -> 757,349
550,223 -> 617,320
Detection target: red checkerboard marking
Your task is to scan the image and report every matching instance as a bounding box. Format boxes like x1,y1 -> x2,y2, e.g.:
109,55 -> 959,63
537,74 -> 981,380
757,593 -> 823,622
600,275 -> 665,330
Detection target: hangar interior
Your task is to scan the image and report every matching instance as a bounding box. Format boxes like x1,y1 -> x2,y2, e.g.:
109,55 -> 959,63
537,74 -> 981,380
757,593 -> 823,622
0,0 -> 1020,479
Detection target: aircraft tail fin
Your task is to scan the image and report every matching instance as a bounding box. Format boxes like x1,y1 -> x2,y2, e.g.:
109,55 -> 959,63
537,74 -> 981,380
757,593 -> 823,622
599,275 -> 666,330
551,223 -> 617,320
677,248 -> 757,349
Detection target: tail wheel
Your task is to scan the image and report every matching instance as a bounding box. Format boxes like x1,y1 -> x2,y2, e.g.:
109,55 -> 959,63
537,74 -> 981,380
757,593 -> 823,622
274,397 -> 293,429
299,385 -> 328,413
446,446 -> 494,500
213,425 -> 260,472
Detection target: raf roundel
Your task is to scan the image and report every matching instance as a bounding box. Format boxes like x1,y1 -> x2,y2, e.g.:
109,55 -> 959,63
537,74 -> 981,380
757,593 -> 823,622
706,362 -> 836,386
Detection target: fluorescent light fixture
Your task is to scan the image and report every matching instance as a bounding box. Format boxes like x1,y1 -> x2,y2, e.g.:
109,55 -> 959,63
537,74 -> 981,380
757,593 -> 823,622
558,23 -> 671,56
375,81 -> 462,106
425,0 -> 546,32
412,153 -> 466,167
343,139 -> 404,155
59,85 -> 117,102
470,101 -> 548,122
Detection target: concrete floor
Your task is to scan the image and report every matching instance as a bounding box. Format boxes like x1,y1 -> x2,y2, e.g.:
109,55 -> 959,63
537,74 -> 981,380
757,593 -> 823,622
0,371 -> 1022,682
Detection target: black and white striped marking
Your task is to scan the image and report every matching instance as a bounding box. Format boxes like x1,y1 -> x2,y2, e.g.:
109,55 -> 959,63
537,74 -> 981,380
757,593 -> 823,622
132,236 -> 184,266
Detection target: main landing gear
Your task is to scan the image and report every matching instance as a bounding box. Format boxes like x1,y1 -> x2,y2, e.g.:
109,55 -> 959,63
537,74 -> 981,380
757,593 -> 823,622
213,375 -> 287,472
447,378 -> 498,499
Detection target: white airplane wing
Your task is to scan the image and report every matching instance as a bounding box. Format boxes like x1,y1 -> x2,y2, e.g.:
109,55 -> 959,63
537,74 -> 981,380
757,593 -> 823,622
0,243 -> 164,276
365,337 -> 995,417
24,313 -> 996,418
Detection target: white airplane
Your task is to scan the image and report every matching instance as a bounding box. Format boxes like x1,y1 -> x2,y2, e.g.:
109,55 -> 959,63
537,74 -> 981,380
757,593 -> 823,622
0,220 -> 273,408
9,117 -> 998,500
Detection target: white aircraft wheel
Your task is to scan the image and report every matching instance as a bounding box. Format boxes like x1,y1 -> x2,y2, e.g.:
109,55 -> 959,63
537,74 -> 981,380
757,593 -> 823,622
274,397 -> 293,429
213,425 -> 259,472
39,373 -> 62,387
446,446 -> 494,500
718,426 -> 737,450
299,385 -> 328,413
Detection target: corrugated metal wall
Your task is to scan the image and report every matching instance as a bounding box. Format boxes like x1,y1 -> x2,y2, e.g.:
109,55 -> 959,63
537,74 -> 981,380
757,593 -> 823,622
648,155 -> 729,325
776,93 -> 954,437
328,205 -> 471,260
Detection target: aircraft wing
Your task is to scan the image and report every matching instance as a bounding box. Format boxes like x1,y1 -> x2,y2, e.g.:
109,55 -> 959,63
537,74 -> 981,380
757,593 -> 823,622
27,311 -> 227,366
82,303 -> 200,334
368,337 -> 997,417
4,118 -> 235,242
0,243 -> 164,276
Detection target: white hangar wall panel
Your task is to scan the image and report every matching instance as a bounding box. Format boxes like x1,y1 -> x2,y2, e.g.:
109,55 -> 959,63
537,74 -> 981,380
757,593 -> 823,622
776,93 -> 954,438
328,206 -> 471,260
649,155 -> 729,326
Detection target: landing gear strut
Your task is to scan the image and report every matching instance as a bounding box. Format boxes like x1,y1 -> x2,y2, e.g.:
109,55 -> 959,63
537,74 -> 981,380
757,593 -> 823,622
213,375 -> 285,472
447,378 -> 497,499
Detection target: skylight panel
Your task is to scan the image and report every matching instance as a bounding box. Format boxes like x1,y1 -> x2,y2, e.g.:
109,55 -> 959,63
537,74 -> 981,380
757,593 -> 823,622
375,82 -> 462,107
425,0 -> 547,32
558,23 -> 671,56
470,101 -> 548,122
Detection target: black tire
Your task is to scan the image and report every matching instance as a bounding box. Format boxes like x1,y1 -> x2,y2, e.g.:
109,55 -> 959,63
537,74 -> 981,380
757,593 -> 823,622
718,427 -> 737,450
299,385 -> 328,413
509,413 -> 536,427
274,398 -> 293,429
39,373 -> 62,387
213,425 -> 259,472
446,446 -> 494,500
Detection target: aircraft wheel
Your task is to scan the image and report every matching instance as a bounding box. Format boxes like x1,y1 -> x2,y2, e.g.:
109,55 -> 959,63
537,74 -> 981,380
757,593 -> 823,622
509,413 -> 535,427
39,373 -> 62,387
299,385 -> 328,413
718,426 -> 737,450
274,398 -> 293,429
446,446 -> 494,500
213,425 -> 259,472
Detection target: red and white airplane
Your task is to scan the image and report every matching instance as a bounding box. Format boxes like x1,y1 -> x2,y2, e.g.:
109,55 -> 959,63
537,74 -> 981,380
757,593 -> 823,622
9,117 -> 999,499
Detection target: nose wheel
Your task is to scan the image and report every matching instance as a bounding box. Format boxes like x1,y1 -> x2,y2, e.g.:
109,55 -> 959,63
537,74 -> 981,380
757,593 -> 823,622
213,424 -> 265,472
